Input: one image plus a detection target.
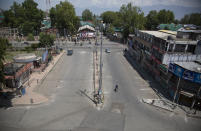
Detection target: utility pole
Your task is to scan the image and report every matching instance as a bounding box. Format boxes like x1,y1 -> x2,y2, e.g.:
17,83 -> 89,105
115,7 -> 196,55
190,86 -> 201,110
173,77 -> 181,104
98,30 -> 103,102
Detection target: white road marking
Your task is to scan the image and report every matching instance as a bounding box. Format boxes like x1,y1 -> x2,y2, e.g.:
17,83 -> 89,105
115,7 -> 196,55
56,86 -> 63,89
79,51 -> 87,54
184,115 -> 188,123
26,106 -> 31,110
111,108 -> 121,114
140,88 -> 151,91
169,112 -> 175,117
103,91 -> 110,94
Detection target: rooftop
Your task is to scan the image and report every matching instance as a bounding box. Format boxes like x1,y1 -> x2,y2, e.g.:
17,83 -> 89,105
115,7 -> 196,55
4,63 -> 24,76
140,30 -> 197,42
141,30 -> 176,39
178,28 -> 201,33
80,21 -> 94,27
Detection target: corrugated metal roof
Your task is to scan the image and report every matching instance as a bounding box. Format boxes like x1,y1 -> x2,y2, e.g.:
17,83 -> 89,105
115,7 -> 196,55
141,30 -> 175,39
80,21 -> 94,27
158,30 -> 177,35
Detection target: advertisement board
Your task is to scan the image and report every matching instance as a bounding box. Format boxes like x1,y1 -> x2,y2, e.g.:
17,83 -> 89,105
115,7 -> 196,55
169,63 -> 201,84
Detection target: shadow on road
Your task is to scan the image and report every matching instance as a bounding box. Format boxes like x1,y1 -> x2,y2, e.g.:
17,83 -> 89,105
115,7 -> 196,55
123,51 -> 172,101
77,89 -> 97,105
123,51 -> 201,113
0,91 -> 15,109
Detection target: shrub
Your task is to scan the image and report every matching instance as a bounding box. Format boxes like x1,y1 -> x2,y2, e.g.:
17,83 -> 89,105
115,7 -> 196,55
27,33 -> 35,41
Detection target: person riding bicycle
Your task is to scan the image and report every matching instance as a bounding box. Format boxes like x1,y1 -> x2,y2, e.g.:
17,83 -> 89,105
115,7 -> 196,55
114,84 -> 118,92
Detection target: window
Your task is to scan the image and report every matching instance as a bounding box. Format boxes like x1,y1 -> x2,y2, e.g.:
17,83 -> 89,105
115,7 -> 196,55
174,44 -> 186,52
187,45 -> 196,53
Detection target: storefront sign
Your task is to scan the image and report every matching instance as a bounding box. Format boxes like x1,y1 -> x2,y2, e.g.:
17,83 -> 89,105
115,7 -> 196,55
182,70 -> 194,81
168,63 -> 175,73
194,73 -> 201,84
169,63 -> 201,84
168,63 -> 184,78
174,65 -> 184,78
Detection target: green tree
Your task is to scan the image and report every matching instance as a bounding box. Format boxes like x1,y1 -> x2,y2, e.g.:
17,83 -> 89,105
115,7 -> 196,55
22,0 -> 44,35
145,10 -> 159,30
157,9 -> 175,24
119,3 -> 145,38
180,13 -> 201,26
101,11 -> 116,24
82,9 -> 93,21
49,1 -> 79,35
107,25 -> 115,34
49,7 -> 57,27
39,32 -> 55,47
0,38 -> 8,87
27,33 -> 35,41
101,11 -> 122,28
2,0 -> 44,36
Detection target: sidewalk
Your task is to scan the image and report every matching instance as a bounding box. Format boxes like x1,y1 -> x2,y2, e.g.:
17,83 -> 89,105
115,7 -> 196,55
11,51 -> 65,106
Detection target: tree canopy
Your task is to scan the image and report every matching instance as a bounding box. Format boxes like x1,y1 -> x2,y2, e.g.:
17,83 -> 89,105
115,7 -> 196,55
82,9 -> 93,21
145,9 -> 175,30
2,0 -> 44,36
49,1 -> 79,35
157,9 -> 175,24
101,11 -> 122,27
0,38 -> 8,86
180,13 -> 201,26
39,32 -> 55,48
145,10 -> 159,30
119,3 -> 145,38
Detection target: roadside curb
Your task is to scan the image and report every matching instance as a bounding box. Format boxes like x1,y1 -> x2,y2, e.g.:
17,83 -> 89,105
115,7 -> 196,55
40,51 -> 65,84
186,113 -> 201,119
8,51 -> 65,108
12,98 -> 48,107
142,98 -> 173,112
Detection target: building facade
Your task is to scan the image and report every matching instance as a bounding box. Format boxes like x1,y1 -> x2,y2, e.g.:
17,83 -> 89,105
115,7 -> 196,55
128,29 -> 201,108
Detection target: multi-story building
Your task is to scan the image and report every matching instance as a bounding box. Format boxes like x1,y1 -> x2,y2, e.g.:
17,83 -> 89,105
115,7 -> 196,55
128,28 -> 201,108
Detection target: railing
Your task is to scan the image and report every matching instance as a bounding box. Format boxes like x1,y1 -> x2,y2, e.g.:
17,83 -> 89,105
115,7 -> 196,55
162,53 -> 201,65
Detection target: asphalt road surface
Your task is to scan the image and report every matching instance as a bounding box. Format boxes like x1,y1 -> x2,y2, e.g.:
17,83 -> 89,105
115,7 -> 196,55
0,39 -> 200,131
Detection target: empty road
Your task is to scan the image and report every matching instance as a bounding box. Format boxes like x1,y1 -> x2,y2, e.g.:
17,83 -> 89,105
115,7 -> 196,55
0,39 -> 200,131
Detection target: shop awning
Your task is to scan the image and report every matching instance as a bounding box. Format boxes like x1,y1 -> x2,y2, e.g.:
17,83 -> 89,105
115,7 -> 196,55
180,90 -> 195,98
78,25 -> 95,32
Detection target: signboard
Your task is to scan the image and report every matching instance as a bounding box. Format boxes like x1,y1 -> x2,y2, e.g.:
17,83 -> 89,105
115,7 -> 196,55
194,73 -> 201,84
129,40 -> 133,47
174,65 -> 184,78
168,63 -> 175,73
169,63 -> 201,84
168,63 -> 184,78
42,50 -> 48,62
183,70 -> 194,81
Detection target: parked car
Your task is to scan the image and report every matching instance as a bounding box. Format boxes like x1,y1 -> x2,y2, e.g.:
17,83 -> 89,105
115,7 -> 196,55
105,48 -> 111,53
67,48 -> 73,55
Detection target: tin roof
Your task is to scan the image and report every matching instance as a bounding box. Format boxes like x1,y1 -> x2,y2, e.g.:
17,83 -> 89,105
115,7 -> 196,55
140,30 -> 197,42
141,30 -> 175,39
4,63 -> 24,76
